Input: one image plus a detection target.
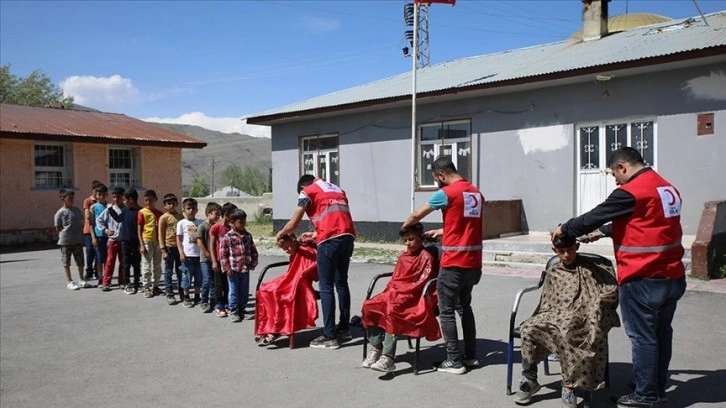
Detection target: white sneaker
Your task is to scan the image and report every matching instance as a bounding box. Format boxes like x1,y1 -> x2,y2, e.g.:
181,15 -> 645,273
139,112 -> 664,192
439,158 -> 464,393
371,355 -> 396,372
78,280 -> 92,288
67,281 -> 80,290
362,348 -> 382,368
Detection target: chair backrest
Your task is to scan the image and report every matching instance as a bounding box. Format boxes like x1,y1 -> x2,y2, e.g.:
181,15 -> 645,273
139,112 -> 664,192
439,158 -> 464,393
423,244 -> 442,262
545,252 -> 613,271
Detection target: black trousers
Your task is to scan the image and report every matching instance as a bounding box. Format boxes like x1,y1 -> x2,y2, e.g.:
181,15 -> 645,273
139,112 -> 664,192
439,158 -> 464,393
122,241 -> 142,288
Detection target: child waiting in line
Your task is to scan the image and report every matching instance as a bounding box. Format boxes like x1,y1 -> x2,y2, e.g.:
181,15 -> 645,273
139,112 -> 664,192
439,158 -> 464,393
54,189 -> 91,290
96,187 -> 126,291
159,193 -> 184,305
121,189 -> 142,295
209,202 -> 238,317
196,202 -> 221,313
137,190 -> 163,298
176,198 -> 202,308
90,184 -> 109,282
219,209 -> 258,323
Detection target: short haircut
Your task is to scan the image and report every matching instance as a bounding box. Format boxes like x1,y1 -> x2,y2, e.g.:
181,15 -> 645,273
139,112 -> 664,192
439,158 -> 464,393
163,193 -> 178,204
111,187 -> 125,196
221,202 -> 238,217
608,147 -> 644,168
229,209 -> 247,222
123,189 -> 138,201
94,184 -> 108,194
297,174 -> 316,193
59,189 -> 75,199
400,222 -> 424,238
206,202 -> 222,215
144,189 -> 157,199
182,198 -> 198,208
431,156 -> 458,175
91,180 -> 102,189
552,234 -> 577,249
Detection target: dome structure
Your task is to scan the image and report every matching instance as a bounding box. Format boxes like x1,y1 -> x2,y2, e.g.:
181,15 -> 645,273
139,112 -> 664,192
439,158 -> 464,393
570,13 -> 673,39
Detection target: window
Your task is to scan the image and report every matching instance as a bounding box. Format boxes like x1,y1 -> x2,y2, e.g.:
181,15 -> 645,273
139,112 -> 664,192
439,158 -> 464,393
34,143 -> 74,188
578,119 -> 656,169
300,134 -> 339,185
109,147 -> 140,188
418,120 -> 472,187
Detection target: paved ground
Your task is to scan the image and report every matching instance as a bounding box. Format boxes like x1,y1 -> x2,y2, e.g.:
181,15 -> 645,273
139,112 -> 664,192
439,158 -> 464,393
1,248 -> 725,408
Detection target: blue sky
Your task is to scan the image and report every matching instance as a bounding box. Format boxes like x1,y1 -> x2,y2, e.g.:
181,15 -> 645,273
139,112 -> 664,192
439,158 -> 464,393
1,0 -> 723,136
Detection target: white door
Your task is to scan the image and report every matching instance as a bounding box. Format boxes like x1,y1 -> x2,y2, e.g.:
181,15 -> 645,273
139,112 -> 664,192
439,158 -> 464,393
576,120 -> 656,215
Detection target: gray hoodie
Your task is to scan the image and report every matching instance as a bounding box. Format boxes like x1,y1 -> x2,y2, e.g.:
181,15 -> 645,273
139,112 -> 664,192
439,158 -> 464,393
95,204 -> 124,241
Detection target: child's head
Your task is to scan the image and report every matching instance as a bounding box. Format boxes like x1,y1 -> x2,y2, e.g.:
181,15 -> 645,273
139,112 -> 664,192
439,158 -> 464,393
221,202 -> 238,222
90,179 -> 102,191
278,234 -> 299,255
143,189 -> 158,208
111,187 -> 125,207
400,222 -> 425,253
181,198 -> 198,220
229,209 -> 247,232
123,189 -> 139,206
162,193 -> 178,212
552,234 -> 579,266
59,189 -> 75,207
94,184 -> 108,203
205,202 -> 222,223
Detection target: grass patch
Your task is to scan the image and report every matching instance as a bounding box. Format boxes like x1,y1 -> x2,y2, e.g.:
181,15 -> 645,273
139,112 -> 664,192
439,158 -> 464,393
245,215 -> 274,238
717,253 -> 726,279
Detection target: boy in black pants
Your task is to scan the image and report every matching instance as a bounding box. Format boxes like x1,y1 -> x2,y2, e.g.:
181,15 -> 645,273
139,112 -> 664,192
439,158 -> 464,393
121,189 -> 142,295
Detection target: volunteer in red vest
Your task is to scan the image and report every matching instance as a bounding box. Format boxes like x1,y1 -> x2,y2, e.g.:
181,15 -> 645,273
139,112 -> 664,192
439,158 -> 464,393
554,147 -> 686,408
276,174 -> 356,350
403,156 -> 484,374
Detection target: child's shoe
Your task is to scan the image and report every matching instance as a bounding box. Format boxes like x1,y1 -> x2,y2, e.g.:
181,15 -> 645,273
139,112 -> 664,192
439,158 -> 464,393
143,288 -> 154,298
166,295 -> 178,305
101,285 -> 112,292
561,388 -> 577,408
67,281 -> 80,291
362,348 -> 382,368
78,280 -> 92,288
183,298 -> 194,308
230,312 -> 242,323
152,287 -> 163,296
215,309 -> 228,318
371,355 -> 396,372
125,286 -> 137,295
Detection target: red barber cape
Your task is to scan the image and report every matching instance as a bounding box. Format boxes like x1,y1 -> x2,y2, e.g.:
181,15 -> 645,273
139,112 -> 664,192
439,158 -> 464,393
255,245 -> 319,336
361,248 -> 441,341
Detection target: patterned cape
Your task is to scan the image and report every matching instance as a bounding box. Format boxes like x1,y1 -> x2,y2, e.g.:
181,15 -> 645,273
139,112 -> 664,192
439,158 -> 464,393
520,256 -> 620,390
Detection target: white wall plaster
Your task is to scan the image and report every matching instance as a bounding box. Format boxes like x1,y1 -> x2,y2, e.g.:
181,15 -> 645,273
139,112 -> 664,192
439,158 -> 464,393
518,124 -> 569,155
682,70 -> 726,101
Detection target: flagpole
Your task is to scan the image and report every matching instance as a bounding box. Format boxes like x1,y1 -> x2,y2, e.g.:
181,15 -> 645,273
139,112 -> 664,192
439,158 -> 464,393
410,2 -> 419,213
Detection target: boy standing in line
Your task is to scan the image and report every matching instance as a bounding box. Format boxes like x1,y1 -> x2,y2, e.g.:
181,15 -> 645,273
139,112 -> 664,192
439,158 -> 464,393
96,187 -> 126,291
196,202 -> 221,313
176,198 -> 203,308
219,209 -> 259,323
82,180 -> 102,280
209,202 -> 238,317
137,190 -> 163,298
54,189 -> 91,290
90,184 -> 109,282
121,189 -> 142,295
159,194 -> 184,305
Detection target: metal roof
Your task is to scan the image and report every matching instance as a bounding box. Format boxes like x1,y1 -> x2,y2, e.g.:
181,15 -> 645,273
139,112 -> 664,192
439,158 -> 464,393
247,11 -> 726,124
0,104 -> 207,149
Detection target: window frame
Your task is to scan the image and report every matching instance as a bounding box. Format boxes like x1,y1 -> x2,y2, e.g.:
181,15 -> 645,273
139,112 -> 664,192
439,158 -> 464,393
299,133 -> 340,185
33,142 -> 75,189
108,146 -> 141,189
417,119 -> 472,190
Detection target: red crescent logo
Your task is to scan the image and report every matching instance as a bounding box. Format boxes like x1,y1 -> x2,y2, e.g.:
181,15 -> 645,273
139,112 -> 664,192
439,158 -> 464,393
470,194 -> 479,208
665,189 -> 676,206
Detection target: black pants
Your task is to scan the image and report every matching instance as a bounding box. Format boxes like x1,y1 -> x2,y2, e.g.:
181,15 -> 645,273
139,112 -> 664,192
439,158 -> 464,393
437,266 -> 482,362
522,359 -> 539,381
122,241 -> 142,288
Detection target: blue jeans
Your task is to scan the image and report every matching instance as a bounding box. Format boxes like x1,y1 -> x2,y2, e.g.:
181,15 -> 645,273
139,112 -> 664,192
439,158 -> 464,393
200,261 -> 215,305
619,276 -> 686,402
163,247 -> 183,297
94,235 -> 108,265
227,271 -> 250,315
317,235 -> 354,337
437,266 -> 482,362
181,256 -> 201,290
83,234 -> 96,278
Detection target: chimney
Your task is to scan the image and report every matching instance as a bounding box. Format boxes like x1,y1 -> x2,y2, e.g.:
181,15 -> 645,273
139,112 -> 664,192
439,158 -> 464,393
581,0 -> 609,41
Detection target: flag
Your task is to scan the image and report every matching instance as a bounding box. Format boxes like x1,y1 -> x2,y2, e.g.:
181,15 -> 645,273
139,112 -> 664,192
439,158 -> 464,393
414,0 -> 455,5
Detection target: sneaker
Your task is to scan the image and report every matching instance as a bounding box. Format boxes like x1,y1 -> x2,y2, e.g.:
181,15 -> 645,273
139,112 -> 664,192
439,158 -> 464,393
182,298 -> 194,308
335,327 -> 352,342
436,359 -> 466,375
309,335 -> 340,350
66,281 -> 80,290
78,280 -> 92,288
152,287 -> 163,296
97,284 -> 108,291
626,381 -> 668,403
561,388 -> 577,408
243,311 -> 255,320
230,312 -> 242,323
615,393 -> 661,408
143,289 -> 154,298
215,309 -> 228,318
514,377 -> 541,404
200,303 -> 212,313
371,355 -> 396,372
125,286 -> 137,295
166,295 -> 178,305
362,348 -> 382,368
258,334 -> 280,347
101,285 -> 112,292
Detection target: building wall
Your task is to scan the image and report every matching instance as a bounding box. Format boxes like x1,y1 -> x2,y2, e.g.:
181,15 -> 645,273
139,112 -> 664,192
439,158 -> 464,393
270,62 -> 726,237
0,139 -> 184,245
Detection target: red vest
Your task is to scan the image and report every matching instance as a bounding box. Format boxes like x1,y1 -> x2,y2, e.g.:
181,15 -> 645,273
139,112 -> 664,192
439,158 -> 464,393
611,169 -> 685,285
302,179 -> 356,243
440,179 -> 484,269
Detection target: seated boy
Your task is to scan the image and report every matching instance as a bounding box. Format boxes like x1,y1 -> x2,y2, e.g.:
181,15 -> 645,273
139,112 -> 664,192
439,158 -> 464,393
360,223 -> 440,373
255,234 -> 318,346
515,235 -> 620,408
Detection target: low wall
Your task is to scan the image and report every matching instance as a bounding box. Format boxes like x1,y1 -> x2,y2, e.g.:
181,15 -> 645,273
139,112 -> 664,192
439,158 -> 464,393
192,193 -> 273,221
691,200 -> 726,279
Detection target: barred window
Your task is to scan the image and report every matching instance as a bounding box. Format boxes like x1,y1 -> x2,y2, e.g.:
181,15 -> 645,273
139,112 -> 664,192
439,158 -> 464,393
109,147 -> 140,188
34,144 -> 74,188
418,120 -> 471,187
300,134 -> 339,186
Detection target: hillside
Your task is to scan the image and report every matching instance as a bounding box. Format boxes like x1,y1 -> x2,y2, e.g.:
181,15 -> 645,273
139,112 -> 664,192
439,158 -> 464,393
151,123 -> 271,192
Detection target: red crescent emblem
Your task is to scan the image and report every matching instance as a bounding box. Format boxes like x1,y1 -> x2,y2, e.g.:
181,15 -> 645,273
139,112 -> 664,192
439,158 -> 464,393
665,189 -> 676,206
470,194 -> 479,207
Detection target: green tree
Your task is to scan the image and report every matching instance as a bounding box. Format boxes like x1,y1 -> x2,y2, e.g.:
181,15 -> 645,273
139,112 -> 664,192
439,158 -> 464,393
219,164 -> 268,196
189,176 -> 210,197
0,64 -> 74,108
220,165 -> 245,191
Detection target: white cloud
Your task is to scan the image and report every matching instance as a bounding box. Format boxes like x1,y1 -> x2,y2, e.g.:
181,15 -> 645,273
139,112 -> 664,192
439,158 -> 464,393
143,112 -> 271,138
60,74 -> 139,108
300,16 -> 340,34
683,70 -> 726,101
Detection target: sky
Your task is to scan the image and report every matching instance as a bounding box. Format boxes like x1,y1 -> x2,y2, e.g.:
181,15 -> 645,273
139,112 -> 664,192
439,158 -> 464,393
1,0 -> 724,137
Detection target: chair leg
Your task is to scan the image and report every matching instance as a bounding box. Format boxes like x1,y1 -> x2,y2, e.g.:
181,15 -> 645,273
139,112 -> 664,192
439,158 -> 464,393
407,336 -> 414,350
414,337 -> 421,375
506,340 -> 514,395
544,356 -> 550,375
363,335 -> 368,360
289,333 -> 295,349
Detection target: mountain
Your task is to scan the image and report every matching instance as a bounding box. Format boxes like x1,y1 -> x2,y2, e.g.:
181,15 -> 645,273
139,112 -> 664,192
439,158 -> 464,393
151,123 -> 271,192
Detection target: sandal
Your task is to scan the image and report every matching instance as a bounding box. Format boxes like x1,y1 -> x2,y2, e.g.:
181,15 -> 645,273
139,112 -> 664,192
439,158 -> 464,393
259,334 -> 280,347
215,309 -> 228,318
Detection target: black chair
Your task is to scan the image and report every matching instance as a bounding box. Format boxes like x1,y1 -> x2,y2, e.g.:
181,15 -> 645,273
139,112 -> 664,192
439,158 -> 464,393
505,253 -> 612,406
361,245 -> 440,375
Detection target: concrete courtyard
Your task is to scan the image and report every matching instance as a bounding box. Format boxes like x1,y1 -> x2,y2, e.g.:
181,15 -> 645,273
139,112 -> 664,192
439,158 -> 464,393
1,248 -> 725,408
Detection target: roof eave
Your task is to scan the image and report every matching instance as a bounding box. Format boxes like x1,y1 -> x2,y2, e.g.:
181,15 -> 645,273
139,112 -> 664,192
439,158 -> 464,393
0,131 -> 208,149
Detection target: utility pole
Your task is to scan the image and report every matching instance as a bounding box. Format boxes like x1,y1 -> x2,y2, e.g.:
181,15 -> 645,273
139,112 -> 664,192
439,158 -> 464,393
211,158 -> 215,198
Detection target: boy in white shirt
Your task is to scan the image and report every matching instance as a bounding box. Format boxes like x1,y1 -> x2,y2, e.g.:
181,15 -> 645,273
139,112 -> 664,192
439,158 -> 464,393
176,198 -> 202,308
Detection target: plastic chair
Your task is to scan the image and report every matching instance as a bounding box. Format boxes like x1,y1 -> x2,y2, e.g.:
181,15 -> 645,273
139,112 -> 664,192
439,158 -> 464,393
505,253 -> 612,406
